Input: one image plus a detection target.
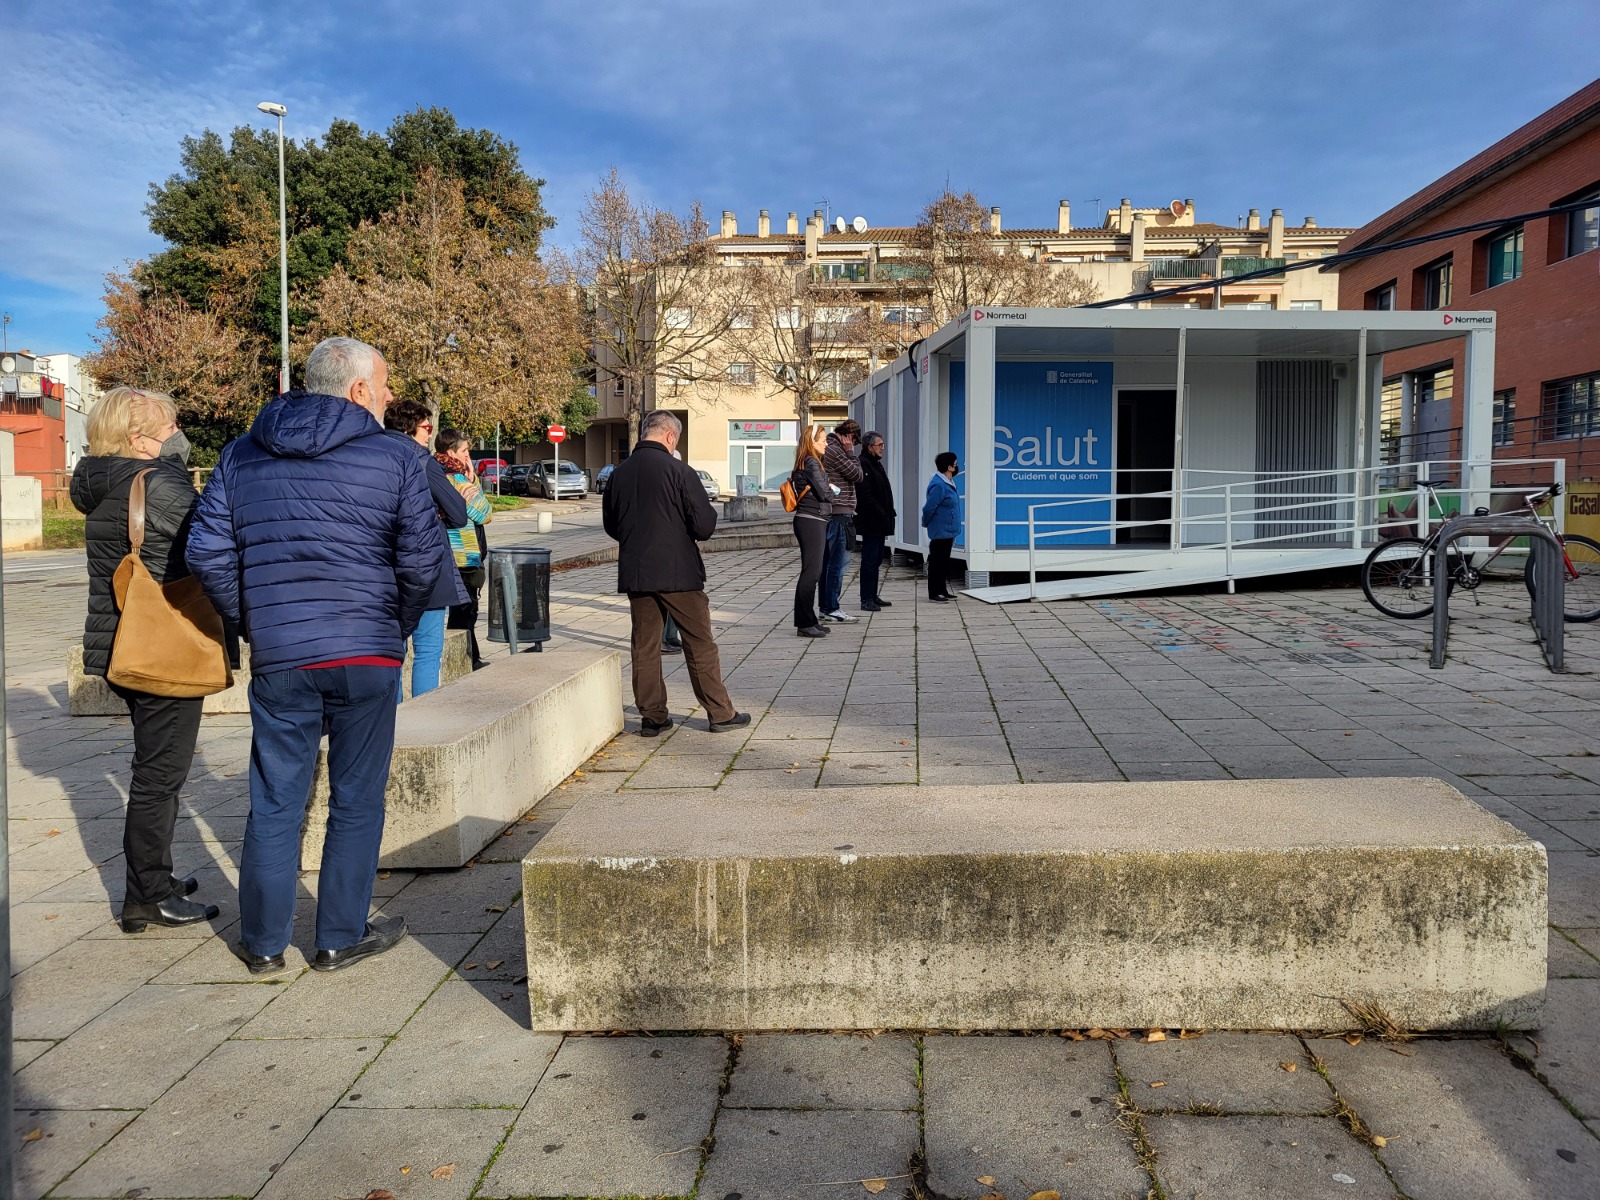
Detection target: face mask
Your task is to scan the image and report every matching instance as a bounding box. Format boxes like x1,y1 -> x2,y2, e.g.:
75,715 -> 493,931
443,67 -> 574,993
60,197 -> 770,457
160,430 -> 192,465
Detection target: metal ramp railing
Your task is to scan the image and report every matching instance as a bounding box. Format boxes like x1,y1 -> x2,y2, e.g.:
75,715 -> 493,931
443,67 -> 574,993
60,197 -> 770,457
962,458 -> 1566,604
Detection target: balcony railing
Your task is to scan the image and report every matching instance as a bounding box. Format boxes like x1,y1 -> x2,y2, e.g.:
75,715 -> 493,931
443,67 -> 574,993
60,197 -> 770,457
1143,256 -> 1286,283
810,261 -> 870,284
809,261 -> 932,286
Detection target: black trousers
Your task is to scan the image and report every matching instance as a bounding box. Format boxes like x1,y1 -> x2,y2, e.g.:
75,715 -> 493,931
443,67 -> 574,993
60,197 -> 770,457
448,566 -> 485,664
793,516 -> 827,627
928,537 -> 955,599
109,683 -> 203,908
859,535 -> 887,605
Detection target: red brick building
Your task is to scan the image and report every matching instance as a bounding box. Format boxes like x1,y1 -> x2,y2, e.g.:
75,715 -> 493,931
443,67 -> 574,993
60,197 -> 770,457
1336,80 -> 1600,486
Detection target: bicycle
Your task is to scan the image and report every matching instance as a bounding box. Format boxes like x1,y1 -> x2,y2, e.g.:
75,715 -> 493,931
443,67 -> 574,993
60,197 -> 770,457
1360,480 -> 1600,621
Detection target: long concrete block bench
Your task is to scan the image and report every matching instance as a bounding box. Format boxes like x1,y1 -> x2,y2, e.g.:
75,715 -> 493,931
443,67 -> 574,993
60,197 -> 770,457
67,631 -> 473,715
521,778 -> 1546,1033
302,645 -> 623,870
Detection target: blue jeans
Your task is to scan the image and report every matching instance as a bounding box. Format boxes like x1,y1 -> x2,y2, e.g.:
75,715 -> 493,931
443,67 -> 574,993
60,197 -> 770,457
404,608 -> 448,701
819,515 -> 850,614
240,664 -> 399,955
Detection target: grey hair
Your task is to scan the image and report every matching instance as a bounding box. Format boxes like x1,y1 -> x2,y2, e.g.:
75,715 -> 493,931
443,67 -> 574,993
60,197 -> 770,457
641,410 -> 682,440
864,430 -> 884,447
305,337 -> 378,397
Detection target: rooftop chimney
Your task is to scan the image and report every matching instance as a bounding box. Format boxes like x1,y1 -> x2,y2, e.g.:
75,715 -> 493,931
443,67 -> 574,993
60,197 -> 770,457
1247,208 -> 1261,231
787,212 -> 799,235
1057,199 -> 1071,234
1130,212 -> 1146,262
989,206 -> 1002,235
1118,198 -> 1133,233
805,216 -> 820,261
720,210 -> 737,238
1183,198 -> 1195,225
758,209 -> 770,238
1302,216 -> 1318,229
1268,208 -> 1285,259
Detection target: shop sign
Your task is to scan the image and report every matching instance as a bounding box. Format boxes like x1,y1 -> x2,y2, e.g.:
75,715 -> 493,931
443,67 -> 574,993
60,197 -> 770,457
731,420 -> 782,441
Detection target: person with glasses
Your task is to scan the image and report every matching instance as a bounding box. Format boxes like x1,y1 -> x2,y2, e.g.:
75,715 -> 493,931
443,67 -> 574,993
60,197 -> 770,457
383,399 -> 469,697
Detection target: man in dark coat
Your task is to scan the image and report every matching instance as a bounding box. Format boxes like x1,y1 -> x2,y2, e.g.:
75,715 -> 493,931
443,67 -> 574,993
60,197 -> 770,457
187,337 -> 441,977
854,430 -> 897,612
601,410 -> 746,736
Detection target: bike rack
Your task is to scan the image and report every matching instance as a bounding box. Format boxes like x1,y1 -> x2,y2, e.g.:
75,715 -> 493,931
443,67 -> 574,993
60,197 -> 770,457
1431,515 -> 1565,671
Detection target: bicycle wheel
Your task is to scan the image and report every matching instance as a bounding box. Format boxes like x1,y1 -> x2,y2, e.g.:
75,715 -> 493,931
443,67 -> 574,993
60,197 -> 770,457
1362,537 -> 1444,619
1525,533 -> 1600,622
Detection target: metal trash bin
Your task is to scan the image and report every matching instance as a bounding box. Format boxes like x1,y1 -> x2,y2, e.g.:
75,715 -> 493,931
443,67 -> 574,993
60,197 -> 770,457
486,546 -> 551,653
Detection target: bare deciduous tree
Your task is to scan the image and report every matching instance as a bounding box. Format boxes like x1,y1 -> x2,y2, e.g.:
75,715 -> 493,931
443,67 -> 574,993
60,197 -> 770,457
572,168 -> 753,445
906,189 -> 1099,324
723,260 -> 902,426
309,168 -> 582,438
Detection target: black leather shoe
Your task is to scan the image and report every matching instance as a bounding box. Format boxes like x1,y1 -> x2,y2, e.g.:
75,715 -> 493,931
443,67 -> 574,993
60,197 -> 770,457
312,916 -> 407,972
172,875 -> 200,897
120,895 -> 220,933
661,641 -> 684,655
861,604 -> 882,612
231,941 -> 290,976
797,625 -> 828,638
871,598 -> 893,607
708,712 -> 752,733
929,594 -> 951,603
640,716 -> 673,737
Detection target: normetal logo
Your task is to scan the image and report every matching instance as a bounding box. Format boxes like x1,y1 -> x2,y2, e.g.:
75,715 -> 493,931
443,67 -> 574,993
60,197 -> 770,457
1441,314 -> 1494,327
972,308 -> 1027,322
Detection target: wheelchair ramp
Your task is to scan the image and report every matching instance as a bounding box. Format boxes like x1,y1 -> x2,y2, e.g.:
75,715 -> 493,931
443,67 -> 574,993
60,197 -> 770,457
962,548 -> 1368,604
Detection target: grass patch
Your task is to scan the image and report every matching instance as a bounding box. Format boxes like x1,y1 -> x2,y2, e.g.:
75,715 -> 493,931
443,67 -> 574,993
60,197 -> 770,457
486,494 -> 530,512
1339,998 -> 1415,1043
42,508 -> 86,549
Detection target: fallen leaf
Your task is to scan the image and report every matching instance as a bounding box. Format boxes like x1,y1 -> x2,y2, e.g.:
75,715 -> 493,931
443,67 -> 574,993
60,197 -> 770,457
1086,1028 -> 1114,1040
1109,1028 -> 1132,1038
501,991 -> 513,1000
377,871 -> 391,880
1143,1030 -> 1167,1042
1149,1080 -> 1168,1088
464,963 -> 478,970
431,1163 -> 456,1180
486,905 -> 507,913
487,960 -> 504,970
1344,1034 -> 1363,1045
1371,1135 -> 1388,1147
43,914 -> 58,921
1179,1029 -> 1204,1039
1026,1192 -> 1062,1200
977,1177 -> 996,1187
1280,1062 -> 1298,1072
364,1191 -> 396,1200
45,828 -> 60,837
400,1165 -> 412,1174
861,1181 -> 888,1195
21,1128 -> 43,1142
1060,1030 -> 1085,1041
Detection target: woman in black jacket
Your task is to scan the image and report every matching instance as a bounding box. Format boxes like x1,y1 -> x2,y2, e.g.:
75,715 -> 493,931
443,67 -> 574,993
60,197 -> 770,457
72,387 -> 220,933
854,430 -> 897,611
790,424 -> 833,637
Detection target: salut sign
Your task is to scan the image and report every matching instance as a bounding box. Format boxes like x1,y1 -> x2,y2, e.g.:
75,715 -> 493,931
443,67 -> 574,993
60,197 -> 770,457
992,361 -> 1114,547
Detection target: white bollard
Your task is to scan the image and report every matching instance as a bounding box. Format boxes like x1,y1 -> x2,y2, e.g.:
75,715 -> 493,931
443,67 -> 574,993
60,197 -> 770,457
536,510 -> 554,534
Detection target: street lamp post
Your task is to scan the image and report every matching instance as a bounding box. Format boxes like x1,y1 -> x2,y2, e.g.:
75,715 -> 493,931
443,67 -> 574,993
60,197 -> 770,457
257,102 -> 290,393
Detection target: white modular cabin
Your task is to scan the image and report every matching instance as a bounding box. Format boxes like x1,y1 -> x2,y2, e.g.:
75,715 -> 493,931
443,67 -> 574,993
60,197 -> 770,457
848,307 -> 1549,603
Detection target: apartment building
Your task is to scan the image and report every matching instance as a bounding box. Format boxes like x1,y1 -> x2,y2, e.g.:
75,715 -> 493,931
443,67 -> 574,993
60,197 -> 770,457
1335,79 -> 1600,485
580,198 -> 1350,493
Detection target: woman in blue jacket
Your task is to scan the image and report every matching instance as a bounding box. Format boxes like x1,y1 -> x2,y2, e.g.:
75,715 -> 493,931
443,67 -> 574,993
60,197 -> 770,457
920,451 -> 962,602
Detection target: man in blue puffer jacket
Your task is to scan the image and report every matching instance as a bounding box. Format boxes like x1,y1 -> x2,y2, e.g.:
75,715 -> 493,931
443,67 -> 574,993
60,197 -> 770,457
187,337 -> 442,977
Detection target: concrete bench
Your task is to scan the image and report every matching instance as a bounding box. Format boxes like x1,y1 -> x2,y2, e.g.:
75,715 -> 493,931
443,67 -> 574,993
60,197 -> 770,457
67,631 -> 473,715
521,778 -> 1546,1033
302,645 -> 623,870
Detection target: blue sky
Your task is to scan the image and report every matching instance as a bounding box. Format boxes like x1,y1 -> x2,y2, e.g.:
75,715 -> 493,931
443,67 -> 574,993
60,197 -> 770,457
3,0 -> 1596,357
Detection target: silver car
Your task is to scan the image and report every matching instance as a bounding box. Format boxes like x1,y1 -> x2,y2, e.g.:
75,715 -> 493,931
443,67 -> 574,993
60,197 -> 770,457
695,469 -> 721,501
530,460 -> 589,499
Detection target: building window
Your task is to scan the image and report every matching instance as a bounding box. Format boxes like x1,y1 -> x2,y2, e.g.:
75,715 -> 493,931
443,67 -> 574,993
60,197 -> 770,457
1417,257 -> 1452,309
774,306 -> 801,329
1367,281 -> 1397,310
611,376 -> 625,396
883,305 -> 931,324
1415,366 -> 1454,408
1493,388 -> 1516,447
661,365 -> 691,392
1562,185 -> 1600,259
1289,300 -> 1323,310
1380,377 -> 1404,460
1486,227 -> 1524,288
663,306 -> 692,329
729,306 -> 753,329
727,362 -> 756,387
1541,370 -> 1600,440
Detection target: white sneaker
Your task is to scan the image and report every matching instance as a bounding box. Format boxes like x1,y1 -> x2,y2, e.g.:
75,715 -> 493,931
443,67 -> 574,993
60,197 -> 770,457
823,609 -> 859,623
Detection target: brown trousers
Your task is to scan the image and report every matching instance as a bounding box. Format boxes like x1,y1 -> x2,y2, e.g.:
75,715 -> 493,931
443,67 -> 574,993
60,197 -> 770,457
627,591 -> 736,724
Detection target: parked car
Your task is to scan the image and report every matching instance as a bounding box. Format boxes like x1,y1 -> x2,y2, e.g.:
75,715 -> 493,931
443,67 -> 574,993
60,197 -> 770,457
595,463 -> 616,494
474,458 -> 509,490
527,459 -> 590,500
695,469 -> 721,501
498,464 -> 537,496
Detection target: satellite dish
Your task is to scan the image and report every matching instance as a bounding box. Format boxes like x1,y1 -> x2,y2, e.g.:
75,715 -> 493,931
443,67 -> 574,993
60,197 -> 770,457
1169,199 -> 1187,218
833,217 -> 847,233
851,215 -> 868,234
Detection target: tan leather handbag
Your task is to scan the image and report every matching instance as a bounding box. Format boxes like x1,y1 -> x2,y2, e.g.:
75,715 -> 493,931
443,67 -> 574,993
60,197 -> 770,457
106,469 -> 231,698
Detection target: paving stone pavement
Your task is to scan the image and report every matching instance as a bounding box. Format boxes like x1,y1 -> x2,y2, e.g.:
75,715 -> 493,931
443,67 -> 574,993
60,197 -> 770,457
7,541 -> 1600,1197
